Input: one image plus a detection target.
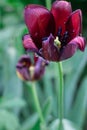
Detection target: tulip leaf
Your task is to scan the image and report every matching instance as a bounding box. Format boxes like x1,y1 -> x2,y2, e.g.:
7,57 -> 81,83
64,47 -> 87,116
50,119 -> 80,130
0,98 -> 26,109
21,97 -> 52,130
42,96 -> 52,120
21,113 -> 38,130
43,63 -> 58,117
68,77 -> 87,128
40,123 -> 50,130
0,109 -> 20,130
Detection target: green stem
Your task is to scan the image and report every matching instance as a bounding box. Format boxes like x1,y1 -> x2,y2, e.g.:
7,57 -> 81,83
58,62 -> 64,129
45,0 -> 52,9
31,82 -> 45,124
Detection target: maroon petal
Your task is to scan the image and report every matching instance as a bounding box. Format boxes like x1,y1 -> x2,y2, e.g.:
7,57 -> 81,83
66,9 -> 82,41
24,4 -> 55,49
22,34 -> 38,52
34,56 -> 48,80
68,36 -> 86,51
59,43 -> 78,61
16,55 -> 31,67
16,55 -> 31,81
59,36 -> 85,61
22,34 -> 38,51
16,54 -> 47,81
51,0 -> 72,35
42,34 -> 60,61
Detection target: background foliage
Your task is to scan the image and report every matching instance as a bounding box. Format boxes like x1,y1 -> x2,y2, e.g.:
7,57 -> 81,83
0,0 -> 87,130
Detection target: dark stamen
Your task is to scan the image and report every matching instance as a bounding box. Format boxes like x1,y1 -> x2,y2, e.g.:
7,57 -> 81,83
42,37 -> 48,41
57,27 -> 62,40
61,31 -> 69,46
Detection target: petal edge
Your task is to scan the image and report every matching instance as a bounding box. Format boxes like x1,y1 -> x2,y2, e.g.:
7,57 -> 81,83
22,34 -> 38,52
69,36 -> 86,51
51,0 -> 72,35
66,9 -> 82,41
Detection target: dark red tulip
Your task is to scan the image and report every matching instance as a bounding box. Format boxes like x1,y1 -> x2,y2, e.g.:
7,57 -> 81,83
24,4 -> 55,49
51,0 -> 72,35
23,0 -> 86,61
16,54 -> 48,81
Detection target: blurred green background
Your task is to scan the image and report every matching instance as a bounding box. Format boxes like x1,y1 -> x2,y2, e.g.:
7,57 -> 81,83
0,0 -> 87,130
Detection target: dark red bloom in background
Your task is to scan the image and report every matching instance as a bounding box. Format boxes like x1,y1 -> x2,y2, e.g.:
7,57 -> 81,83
23,0 -> 86,61
16,54 -> 48,81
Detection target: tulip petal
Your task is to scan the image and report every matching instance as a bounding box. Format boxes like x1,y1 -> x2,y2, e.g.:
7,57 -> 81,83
66,9 -> 82,41
34,56 -> 48,80
59,43 -> 78,61
24,4 -> 55,49
68,36 -> 86,51
51,0 -> 72,35
16,55 -> 31,80
22,34 -> 38,52
59,36 -> 85,61
16,54 -> 47,81
42,34 -> 60,61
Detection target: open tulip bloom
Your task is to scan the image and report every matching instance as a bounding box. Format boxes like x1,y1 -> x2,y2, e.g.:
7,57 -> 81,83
16,1 -> 86,128
16,54 -> 48,81
23,0 -> 86,62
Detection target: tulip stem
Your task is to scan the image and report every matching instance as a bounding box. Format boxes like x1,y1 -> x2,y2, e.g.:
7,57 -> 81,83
58,62 -> 64,130
45,0 -> 51,10
31,82 -> 45,124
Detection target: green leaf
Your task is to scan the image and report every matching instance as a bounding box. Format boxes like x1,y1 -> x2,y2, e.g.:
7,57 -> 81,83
64,47 -> 87,116
43,63 -> 58,117
50,119 -> 80,130
43,97 -> 52,120
40,123 -> 50,130
21,97 -> 52,130
21,113 -> 38,130
68,77 -> 87,128
0,98 -> 26,109
0,109 -> 20,130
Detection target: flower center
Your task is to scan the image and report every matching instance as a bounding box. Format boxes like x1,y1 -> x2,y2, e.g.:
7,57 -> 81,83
57,27 -> 69,48
54,36 -> 61,48
29,66 -> 35,79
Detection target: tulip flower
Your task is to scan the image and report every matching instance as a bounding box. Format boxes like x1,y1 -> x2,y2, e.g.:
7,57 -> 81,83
16,54 -> 48,81
23,0 -> 86,61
